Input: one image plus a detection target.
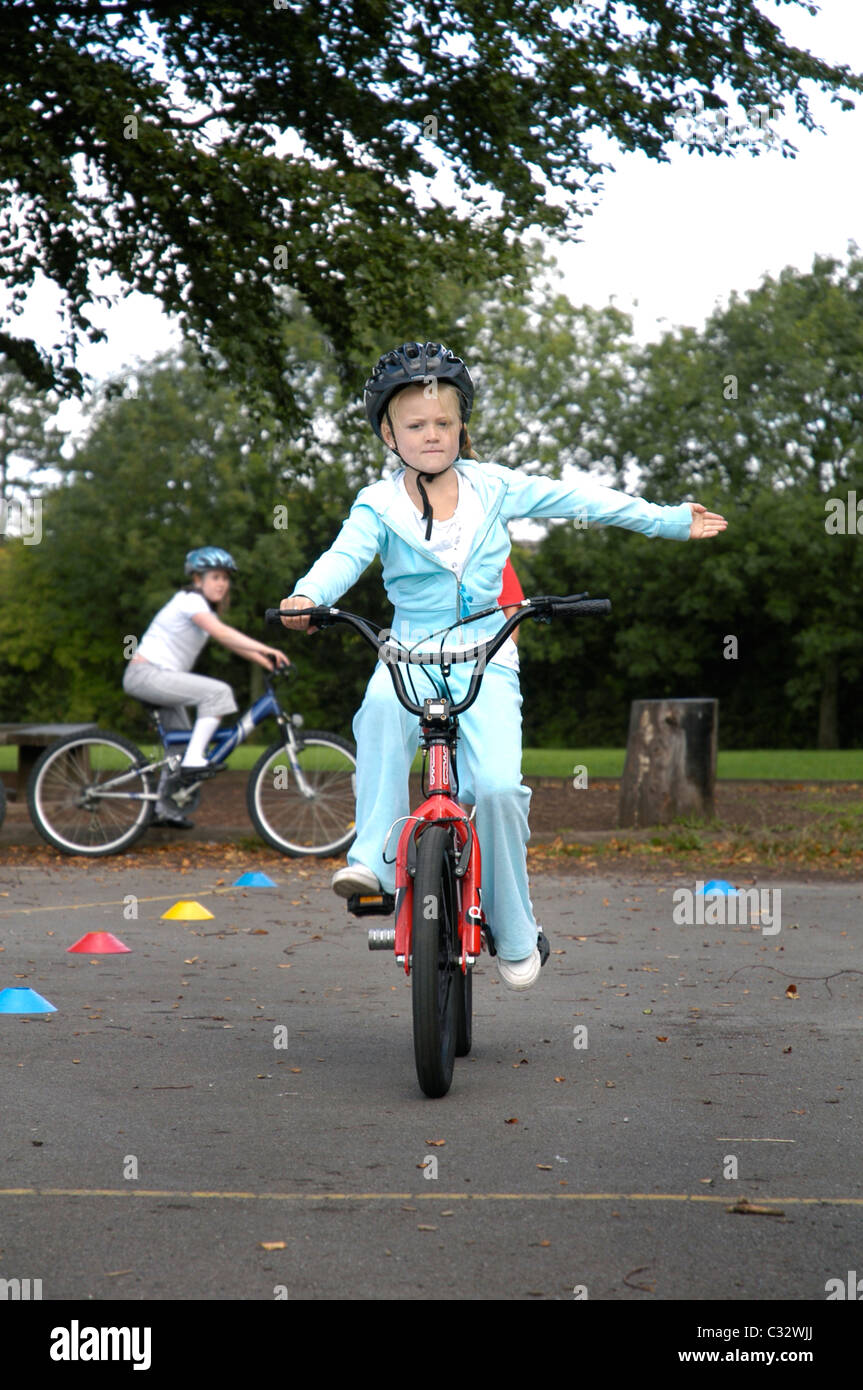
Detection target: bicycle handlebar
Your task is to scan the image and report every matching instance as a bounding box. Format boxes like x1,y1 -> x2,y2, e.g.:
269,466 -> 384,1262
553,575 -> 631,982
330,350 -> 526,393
265,594 -> 611,719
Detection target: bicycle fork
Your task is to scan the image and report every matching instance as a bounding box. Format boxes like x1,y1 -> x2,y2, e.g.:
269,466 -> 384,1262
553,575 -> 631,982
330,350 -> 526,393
276,721 -> 318,800
387,813 -> 484,975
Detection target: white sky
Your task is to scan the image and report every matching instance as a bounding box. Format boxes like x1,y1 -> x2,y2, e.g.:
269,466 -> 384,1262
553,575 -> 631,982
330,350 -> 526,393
13,0 -> 863,442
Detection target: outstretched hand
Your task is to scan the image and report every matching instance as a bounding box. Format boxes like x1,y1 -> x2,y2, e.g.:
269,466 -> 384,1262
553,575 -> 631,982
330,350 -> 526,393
689,503 -> 727,540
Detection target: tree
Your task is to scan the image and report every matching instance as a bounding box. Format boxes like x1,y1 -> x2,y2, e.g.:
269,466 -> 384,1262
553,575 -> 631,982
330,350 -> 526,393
612,245 -> 863,501
601,248 -> 863,747
4,248 -> 863,749
421,245 -> 635,479
2,1 -> 859,413
0,341 -> 388,728
0,362 -> 62,503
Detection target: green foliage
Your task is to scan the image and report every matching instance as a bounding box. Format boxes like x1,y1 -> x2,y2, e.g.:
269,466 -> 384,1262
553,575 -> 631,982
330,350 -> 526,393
3,247 -> 863,752
518,477 -> 863,750
0,361 -> 63,505
596,248 -> 863,748
616,247 -> 863,499
2,1 -> 859,406
0,345 -> 384,732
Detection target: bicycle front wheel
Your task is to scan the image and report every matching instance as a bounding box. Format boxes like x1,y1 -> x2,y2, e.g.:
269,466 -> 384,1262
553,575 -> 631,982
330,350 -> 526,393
247,732 -> 357,857
411,823 -> 461,1098
28,731 -> 154,856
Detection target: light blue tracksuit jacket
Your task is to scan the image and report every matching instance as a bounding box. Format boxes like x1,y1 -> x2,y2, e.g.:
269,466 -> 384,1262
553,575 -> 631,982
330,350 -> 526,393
293,459 -> 692,960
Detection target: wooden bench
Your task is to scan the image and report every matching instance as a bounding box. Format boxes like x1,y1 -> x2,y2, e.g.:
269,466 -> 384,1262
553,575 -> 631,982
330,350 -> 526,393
0,724 -> 99,799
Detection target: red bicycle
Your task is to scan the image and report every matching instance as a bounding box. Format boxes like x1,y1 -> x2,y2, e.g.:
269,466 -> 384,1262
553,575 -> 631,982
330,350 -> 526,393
267,593 -> 611,1097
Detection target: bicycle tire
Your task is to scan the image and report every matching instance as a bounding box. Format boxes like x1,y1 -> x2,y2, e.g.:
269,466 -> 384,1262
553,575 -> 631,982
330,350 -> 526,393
246,732 -> 357,857
411,823 -> 460,1098
27,731 -> 154,856
454,965 -> 472,1057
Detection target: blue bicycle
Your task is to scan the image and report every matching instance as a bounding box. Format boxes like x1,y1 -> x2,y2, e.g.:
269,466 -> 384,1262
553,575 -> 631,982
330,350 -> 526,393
27,666 -> 357,857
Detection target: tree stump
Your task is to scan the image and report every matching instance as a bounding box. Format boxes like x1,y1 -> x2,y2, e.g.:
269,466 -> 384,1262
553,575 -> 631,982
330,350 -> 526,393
617,699 -> 717,828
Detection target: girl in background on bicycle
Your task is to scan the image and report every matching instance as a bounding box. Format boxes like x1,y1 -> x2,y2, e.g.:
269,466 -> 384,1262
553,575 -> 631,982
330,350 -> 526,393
124,546 -> 287,826
280,343 -> 726,989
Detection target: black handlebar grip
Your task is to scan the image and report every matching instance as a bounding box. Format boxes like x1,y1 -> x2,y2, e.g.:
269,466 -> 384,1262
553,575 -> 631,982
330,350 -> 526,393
582,598 -> 612,616
264,606 -> 330,625
554,598 -> 612,616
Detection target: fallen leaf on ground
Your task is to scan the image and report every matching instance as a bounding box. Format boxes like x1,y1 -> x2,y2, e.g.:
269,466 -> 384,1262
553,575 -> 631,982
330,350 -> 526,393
727,1199 -> 785,1217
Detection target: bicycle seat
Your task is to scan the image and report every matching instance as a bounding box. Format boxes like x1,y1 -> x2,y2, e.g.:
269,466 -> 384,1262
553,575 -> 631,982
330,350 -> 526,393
130,699 -> 190,733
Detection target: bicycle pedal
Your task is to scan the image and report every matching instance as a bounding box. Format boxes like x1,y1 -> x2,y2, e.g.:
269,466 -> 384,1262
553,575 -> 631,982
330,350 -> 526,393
368,926 -> 396,951
347,891 -> 395,918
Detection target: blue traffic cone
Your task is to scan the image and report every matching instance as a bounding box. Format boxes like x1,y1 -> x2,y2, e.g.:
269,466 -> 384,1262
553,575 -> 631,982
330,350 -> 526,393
698,879 -> 738,895
232,872 -> 277,887
0,986 -> 57,1014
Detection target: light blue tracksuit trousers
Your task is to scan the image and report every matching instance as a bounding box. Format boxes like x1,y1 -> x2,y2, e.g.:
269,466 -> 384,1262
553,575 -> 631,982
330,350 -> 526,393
348,657 -> 536,962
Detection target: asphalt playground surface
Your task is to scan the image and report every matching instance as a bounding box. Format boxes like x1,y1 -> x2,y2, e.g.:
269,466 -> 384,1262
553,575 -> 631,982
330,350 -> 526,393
1,854 -> 861,1316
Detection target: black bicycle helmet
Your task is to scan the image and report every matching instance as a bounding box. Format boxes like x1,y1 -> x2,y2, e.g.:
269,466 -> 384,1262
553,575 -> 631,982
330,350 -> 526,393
363,342 -> 474,440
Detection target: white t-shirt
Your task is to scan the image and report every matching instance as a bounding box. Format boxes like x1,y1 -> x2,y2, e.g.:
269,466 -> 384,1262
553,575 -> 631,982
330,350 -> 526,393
136,591 -> 211,671
395,469 -> 484,578
392,471 -> 519,672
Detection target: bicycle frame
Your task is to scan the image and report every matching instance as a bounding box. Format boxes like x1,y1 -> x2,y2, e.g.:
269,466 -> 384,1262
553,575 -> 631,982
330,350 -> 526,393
144,671 -> 320,799
266,593 -> 612,973
155,685 -> 285,765
391,702 -> 484,977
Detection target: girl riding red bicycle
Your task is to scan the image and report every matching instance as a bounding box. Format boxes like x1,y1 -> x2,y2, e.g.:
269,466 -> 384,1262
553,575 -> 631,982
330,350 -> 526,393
279,343 -> 726,989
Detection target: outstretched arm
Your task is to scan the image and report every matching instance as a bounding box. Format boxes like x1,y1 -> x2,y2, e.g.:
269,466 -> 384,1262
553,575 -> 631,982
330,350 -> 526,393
193,611 -> 288,669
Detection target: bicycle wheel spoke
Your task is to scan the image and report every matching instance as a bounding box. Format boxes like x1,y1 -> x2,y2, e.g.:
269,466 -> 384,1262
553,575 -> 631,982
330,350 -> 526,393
29,734 -> 153,856
248,734 -> 357,857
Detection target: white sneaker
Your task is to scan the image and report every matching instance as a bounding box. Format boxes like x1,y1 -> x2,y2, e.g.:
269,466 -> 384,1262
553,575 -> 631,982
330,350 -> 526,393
497,947 -> 542,991
332,864 -> 382,898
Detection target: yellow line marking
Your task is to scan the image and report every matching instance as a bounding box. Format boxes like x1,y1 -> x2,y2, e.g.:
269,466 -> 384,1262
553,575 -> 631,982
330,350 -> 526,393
0,1189 -> 860,1205
0,888 -> 247,917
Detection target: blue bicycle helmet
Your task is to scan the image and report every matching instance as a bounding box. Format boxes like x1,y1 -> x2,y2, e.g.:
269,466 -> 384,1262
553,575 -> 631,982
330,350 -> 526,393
184,546 -> 238,576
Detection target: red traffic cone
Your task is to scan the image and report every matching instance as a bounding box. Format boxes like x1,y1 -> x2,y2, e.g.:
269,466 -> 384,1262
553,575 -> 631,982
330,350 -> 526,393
67,932 -> 131,954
